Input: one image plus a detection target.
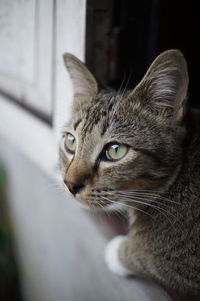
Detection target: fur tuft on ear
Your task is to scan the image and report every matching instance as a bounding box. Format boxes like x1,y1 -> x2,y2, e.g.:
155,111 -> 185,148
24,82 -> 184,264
133,49 -> 189,122
63,53 -> 98,111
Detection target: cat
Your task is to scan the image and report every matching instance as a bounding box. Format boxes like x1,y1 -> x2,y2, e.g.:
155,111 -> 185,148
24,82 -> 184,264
59,49 -> 200,296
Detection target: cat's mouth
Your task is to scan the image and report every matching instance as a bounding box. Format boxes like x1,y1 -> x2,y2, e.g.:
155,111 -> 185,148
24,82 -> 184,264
63,184 -> 118,210
67,188 -> 133,212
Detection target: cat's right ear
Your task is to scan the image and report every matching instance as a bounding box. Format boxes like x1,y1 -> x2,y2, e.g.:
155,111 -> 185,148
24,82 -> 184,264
63,53 -> 98,112
131,49 -> 189,124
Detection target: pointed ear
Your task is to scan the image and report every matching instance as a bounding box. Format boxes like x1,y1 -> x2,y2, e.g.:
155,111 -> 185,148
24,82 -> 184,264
133,49 -> 189,123
63,53 -> 98,111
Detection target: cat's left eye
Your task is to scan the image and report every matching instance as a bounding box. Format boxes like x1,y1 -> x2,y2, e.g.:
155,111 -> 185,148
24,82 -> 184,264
105,144 -> 128,161
64,133 -> 76,154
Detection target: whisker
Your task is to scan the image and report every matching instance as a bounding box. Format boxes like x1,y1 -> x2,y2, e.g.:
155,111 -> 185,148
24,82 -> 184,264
120,72 -> 132,98
115,195 -> 180,225
42,182 -> 65,196
116,73 -> 127,98
97,192 -> 182,226
98,199 -> 112,219
88,201 -> 96,216
101,196 -> 155,220
101,190 -> 181,205
106,192 -> 183,217
93,198 -> 129,229
45,182 -> 63,189
100,189 -> 177,196
104,199 -> 128,221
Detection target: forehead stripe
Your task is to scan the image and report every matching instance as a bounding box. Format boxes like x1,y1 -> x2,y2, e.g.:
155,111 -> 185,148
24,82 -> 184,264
74,119 -> 82,130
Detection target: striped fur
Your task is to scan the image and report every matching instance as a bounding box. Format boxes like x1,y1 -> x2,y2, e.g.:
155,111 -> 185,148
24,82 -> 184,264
60,50 -> 200,295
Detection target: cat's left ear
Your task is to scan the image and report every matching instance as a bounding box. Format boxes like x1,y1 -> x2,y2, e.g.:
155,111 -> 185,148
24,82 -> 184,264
63,53 -> 98,111
133,49 -> 189,123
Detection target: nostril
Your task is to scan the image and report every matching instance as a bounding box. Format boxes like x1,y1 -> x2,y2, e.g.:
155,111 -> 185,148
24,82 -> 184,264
64,180 -> 85,196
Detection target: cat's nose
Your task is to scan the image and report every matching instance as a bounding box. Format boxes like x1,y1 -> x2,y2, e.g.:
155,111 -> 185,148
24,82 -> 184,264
64,180 -> 85,196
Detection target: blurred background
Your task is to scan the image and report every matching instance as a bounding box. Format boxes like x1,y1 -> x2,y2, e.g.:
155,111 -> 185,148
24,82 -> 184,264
0,1 -> 199,301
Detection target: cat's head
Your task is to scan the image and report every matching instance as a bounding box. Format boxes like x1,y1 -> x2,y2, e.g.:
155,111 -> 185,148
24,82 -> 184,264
59,50 -> 189,210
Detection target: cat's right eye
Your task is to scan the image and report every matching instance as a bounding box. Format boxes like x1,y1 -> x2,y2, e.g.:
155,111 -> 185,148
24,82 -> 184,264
64,133 -> 76,154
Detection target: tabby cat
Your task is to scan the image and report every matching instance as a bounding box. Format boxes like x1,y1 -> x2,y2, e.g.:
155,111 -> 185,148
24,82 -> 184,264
59,49 -> 200,295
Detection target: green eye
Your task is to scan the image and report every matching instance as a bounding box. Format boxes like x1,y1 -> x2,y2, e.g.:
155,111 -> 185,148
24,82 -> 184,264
106,144 -> 128,161
64,133 -> 76,153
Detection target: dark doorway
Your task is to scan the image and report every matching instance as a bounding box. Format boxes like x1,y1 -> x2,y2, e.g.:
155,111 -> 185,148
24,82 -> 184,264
86,0 -> 200,107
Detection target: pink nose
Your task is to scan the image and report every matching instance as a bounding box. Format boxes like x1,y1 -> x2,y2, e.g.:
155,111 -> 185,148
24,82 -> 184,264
64,180 -> 84,195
